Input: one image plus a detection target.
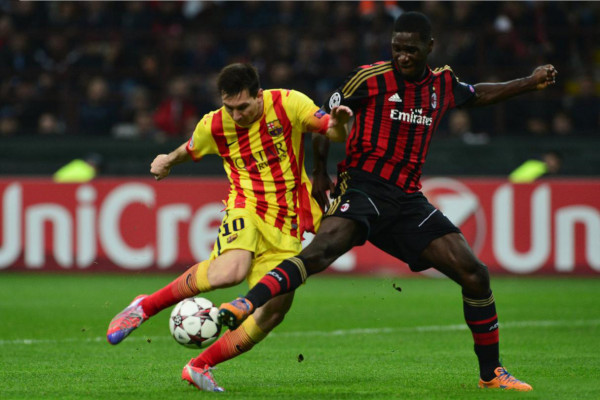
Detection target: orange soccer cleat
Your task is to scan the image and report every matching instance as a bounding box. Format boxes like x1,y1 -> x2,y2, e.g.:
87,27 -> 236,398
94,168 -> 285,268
478,366 -> 533,391
218,297 -> 254,330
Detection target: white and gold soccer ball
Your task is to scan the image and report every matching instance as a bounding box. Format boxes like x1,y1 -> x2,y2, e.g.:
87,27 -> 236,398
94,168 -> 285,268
169,297 -> 221,348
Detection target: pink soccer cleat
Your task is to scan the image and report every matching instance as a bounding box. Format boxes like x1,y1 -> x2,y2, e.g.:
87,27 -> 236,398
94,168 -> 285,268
182,360 -> 225,392
106,295 -> 148,345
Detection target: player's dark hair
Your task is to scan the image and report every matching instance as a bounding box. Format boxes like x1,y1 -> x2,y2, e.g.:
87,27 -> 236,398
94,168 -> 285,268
393,12 -> 432,42
217,63 -> 260,98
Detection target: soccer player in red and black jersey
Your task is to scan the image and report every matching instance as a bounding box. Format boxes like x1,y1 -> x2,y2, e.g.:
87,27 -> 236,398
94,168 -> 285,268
220,12 -> 558,391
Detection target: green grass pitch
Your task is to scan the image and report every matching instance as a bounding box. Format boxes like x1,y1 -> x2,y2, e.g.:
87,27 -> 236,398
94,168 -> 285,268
1,273 -> 599,399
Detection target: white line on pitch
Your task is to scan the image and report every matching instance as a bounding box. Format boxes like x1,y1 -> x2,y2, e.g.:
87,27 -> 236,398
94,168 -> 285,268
271,318 -> 600,337
1,319 -> 599,346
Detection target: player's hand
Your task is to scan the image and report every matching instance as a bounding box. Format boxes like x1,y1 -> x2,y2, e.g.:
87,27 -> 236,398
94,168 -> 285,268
328,106 -> 353,128
311,170 -> 335,211
150,154 -> 171,180
531,64 -> 557,90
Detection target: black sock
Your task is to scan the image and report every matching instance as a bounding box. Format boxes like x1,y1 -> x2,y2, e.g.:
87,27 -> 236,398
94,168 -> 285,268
463,291 -> 501,381
245,256 -> 308,309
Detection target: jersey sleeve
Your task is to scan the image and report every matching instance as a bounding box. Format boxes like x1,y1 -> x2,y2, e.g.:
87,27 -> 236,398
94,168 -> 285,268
448,69 -> 476,108
323,65 -> 372,113
286,89 -> 330,135
186,114 -> 219,161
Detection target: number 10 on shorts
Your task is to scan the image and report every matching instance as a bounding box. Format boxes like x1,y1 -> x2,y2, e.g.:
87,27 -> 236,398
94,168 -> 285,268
221,217 -> 245,236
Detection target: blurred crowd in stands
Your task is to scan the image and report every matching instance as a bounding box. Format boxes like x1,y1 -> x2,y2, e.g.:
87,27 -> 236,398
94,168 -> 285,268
0,1 -> 598,140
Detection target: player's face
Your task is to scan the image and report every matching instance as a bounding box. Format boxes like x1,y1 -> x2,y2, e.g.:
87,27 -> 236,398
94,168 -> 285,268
222,89 -> 264,127
391,32 -> 433,81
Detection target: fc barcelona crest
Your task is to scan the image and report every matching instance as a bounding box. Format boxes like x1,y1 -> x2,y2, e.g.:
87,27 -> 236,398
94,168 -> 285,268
267,120 -> 283,137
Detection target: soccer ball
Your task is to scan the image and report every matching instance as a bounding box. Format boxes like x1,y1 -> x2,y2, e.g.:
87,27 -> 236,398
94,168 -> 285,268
169,297 -> 222,348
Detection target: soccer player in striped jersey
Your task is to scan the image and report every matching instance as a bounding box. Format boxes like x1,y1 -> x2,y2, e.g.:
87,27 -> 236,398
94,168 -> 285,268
220,12 -> 558,391
106,63 -> 352,392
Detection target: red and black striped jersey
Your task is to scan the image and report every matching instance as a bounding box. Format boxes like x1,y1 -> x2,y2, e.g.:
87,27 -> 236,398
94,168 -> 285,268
324,61 -> 475,193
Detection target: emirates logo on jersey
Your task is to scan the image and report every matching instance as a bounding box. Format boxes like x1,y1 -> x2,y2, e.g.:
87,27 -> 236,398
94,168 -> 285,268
390,108 -> 433,126
267,120 -> 283,137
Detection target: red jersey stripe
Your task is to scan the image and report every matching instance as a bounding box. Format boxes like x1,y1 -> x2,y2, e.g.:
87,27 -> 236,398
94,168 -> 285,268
394,73 -> 419,190
257,116 -> 288,230
357,73 -> 380,173
378,70 -> 401,180
402,82 -> 434,191
297,135 -> 314,235
272,90 -> 301,236
212,111 -> 246,208
235,124 -> 267,219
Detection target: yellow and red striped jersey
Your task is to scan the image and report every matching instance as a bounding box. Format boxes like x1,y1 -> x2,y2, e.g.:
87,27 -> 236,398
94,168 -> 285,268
186,89 -> 330,238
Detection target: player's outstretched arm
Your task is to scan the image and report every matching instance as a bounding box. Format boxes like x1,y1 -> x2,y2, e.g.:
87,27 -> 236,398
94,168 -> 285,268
150,142 -> 192,180
468,64 -> 558,107
326,106 -> 353,142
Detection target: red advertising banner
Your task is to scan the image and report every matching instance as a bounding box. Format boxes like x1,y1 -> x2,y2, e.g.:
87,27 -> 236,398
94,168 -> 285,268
0,178 -> 598,275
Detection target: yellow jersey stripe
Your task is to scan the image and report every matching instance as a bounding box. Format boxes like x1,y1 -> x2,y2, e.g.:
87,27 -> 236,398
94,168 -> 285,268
342,62 -> 393,98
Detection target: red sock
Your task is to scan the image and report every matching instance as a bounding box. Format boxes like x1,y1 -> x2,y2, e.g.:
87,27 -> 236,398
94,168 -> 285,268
141,261 -> 210,317
192,317 -> 266,367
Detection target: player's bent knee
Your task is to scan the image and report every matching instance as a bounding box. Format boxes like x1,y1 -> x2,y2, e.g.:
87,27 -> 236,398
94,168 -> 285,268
461,262 -> 490,295
301,243 -> 342,273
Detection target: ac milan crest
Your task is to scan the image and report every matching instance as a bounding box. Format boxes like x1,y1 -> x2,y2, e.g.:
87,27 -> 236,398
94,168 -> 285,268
431,92 -> 437,109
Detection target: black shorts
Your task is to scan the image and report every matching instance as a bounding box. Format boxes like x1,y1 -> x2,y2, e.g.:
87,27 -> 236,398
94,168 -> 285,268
325,169 -> 460,271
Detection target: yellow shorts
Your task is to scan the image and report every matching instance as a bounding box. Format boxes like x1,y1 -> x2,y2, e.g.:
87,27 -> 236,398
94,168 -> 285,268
209,208 -> 302,288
